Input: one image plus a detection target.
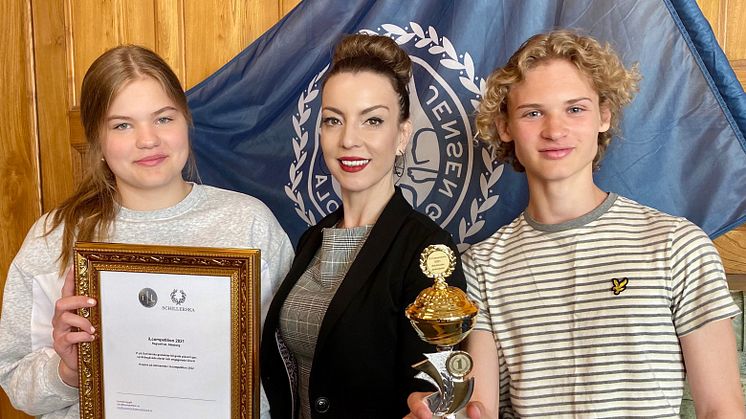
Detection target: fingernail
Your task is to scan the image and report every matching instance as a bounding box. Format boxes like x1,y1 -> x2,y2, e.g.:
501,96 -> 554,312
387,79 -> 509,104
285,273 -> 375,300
90,326 -> 96,334
87,298 -> 96,305
90,334 -> 96,341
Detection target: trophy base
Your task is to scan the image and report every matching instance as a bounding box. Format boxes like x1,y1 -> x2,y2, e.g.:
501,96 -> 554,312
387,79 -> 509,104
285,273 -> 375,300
413,350 -> 475,416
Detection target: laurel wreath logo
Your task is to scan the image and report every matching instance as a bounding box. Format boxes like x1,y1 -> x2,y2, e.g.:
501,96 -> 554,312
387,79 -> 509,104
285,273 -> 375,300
285,65 -> 329,226
170,289 -> 186,306
286,22 -> 502,249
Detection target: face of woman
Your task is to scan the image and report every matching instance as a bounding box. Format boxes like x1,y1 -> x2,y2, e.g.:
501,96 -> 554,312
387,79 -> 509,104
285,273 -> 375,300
320,71 -> 411,205
101,77 -> 190,209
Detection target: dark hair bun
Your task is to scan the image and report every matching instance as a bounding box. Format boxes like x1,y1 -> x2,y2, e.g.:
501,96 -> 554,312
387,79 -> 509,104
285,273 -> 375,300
332,34 -> 412,84
327,34 -> 412,120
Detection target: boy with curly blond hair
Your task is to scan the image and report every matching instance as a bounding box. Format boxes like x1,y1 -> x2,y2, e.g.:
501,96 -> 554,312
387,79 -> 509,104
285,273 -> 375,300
407,29 -> 744,419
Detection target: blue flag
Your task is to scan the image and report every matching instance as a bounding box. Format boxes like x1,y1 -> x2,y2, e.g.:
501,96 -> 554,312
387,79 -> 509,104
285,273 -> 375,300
187,0 -> 746,249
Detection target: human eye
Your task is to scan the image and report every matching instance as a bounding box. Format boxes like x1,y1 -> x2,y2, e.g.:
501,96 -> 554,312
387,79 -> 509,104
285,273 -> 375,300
365,117 -> 384,126
112,122 -> 131,130
321,116 -> 342,127
156,116 -> 174,125
522,110 -> 541,119
568,106 -> 585,114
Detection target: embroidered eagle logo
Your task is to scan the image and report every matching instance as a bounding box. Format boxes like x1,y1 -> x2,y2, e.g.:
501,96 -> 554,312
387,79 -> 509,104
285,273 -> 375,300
611,278 -> 629,295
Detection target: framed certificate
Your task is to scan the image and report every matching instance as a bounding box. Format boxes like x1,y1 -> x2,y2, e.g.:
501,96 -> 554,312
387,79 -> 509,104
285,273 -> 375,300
73,242 -> 260,419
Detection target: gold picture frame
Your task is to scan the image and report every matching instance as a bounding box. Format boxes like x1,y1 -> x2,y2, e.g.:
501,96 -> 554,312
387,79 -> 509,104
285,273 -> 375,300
74,242 -> 260,419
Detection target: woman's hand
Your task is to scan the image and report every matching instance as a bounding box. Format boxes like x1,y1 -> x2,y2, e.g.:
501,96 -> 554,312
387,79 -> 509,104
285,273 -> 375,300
51,268 -> 97,387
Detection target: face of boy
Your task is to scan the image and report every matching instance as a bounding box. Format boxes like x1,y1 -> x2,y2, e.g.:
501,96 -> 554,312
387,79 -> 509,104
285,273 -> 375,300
499,59 -> 611,186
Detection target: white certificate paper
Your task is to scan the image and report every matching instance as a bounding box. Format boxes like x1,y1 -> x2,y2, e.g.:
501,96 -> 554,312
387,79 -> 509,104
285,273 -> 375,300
99,271 -> 231,418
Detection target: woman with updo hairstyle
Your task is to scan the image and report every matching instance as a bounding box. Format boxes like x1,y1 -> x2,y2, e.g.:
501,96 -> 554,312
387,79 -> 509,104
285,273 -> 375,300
0,45 -> 293,419
261,34 -> 466,418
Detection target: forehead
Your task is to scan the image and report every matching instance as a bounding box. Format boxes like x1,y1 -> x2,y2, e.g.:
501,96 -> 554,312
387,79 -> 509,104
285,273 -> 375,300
108,77 -> 173,112
322,71 -> 398,108
508,59 -> 599,106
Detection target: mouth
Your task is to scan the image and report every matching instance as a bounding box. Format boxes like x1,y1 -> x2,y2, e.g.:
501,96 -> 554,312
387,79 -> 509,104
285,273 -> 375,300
338,157 -> 370,173
135,154 -> 168,166
539,148 -> 573,160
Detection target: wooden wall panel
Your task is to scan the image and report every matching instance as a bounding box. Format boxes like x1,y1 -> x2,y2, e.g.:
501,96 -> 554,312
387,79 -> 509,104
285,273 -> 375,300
281,0 -> 302,16
155,0 -> 186,82
68,0 -> 120,107
0,1 -> 40,298
724,1 -> 746,60
1,0 -> 38,416
33,1 -> 75,216
183,1 -> 281,88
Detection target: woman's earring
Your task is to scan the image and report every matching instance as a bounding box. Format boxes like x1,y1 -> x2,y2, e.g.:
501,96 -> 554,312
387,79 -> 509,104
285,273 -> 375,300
394,155 -> 404,177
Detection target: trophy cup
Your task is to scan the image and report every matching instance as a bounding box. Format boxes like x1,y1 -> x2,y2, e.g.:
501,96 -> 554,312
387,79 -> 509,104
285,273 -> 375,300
405,244 -> 478,417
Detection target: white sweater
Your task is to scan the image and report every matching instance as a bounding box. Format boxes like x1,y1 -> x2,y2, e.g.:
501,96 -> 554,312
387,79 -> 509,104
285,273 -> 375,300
0,184 -> 293,418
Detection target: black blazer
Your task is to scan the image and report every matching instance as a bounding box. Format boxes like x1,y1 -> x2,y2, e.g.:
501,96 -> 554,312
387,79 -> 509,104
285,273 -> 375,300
261,188 -> 466,418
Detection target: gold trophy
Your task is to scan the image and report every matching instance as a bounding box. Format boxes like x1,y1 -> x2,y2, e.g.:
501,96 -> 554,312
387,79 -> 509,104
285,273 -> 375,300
405,244 -> 478,417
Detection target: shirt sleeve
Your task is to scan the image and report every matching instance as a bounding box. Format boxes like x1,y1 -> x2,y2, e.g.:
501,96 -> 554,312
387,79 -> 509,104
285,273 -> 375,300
669,219 -> 740,336
259,218 -> 294,327
0,233 -> 79,415
462,249 -> 493,334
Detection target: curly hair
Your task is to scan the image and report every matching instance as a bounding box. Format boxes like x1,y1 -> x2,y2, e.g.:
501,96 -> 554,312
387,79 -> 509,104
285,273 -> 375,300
475,29 -> 640,172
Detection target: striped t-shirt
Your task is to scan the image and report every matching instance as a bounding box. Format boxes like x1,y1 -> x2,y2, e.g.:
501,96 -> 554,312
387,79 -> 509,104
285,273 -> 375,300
463,193 -> 739,418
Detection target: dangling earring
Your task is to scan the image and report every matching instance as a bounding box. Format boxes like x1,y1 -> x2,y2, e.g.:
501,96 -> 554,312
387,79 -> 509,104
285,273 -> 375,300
394,154 -> 404,177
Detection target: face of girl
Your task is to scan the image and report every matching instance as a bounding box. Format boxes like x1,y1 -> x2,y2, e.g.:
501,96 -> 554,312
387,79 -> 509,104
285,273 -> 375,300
320,71 -> 411,205
101,77 -> 190,209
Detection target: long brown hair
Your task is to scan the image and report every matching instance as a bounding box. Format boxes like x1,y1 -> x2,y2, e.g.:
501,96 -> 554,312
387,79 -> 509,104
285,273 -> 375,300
46,45 -> 195,274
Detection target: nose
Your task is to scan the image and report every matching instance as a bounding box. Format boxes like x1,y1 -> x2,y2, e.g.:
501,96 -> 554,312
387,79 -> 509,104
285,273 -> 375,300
340,124 -> 361,149
135,124 -> 161,149
541,114 -> 567,141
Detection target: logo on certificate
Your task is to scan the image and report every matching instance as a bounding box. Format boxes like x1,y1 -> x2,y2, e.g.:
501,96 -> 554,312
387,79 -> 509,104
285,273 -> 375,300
138,288 -> 158,308
170,289 -> 187,305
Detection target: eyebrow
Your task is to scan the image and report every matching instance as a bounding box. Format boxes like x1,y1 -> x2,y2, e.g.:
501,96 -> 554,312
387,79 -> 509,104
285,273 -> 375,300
514,97 -> 593,111
322,105 -> 390,115
107,106 -> 179,121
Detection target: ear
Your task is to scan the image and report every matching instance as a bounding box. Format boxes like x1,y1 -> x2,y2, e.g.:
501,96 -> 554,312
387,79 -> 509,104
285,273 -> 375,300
599,105 -> 612,133
397,119 -> 413,154
496,119 -> 513,143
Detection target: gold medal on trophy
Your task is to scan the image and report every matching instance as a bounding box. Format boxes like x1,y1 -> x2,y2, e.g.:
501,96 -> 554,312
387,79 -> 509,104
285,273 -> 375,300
405,244 -> 478,417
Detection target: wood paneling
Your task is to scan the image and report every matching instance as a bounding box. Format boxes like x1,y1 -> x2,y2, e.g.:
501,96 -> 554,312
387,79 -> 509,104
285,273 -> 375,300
183,1 -> 281,88
155,0 -> 186,82
281,0 -> 302,16
0,1 -> 40,298
724,1 -> 746,60
0,0 -> 38,415
34,0 -> 75,213
718,228 -> 746,273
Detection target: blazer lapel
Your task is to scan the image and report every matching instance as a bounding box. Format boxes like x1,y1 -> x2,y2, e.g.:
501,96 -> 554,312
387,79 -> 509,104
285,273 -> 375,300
314,189 -> 412,356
